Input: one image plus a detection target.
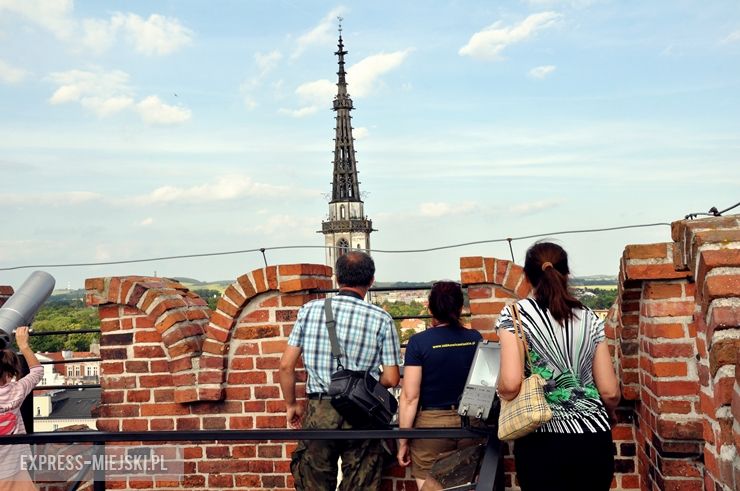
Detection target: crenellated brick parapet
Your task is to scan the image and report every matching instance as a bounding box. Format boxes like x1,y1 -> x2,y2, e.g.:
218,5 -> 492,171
460,256 -> 531,342
81,216 -> 738,490
671,216 -> 740,490
85,264 -> 332,490
0,285 -> 13,307
605,216 -> 740,491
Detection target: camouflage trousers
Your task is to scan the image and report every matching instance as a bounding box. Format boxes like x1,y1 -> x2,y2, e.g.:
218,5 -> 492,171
291,399 -> 385,491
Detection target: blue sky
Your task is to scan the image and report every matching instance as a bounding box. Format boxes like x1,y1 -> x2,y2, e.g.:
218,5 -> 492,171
1,0 -> 739,290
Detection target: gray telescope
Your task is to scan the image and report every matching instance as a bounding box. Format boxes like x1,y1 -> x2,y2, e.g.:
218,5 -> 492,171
0,271 -> 55,349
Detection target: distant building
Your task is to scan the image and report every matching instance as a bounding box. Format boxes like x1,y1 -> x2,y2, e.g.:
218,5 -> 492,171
320,25 -> 374,269
33,388 -> 99,431
37,345 -> 100,386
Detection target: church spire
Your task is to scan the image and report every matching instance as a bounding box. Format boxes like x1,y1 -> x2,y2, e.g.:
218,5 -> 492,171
331,17 -> 361,203
320,19 -> 374,270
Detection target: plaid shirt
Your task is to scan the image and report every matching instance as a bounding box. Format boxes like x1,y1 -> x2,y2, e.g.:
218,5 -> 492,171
288,293 -> 401,394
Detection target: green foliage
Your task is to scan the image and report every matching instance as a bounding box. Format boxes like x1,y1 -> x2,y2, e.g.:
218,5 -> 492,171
375,301 -> 429,345
578,288 -> 618,310
30,303 -> 100,352
192,289 -> 221,310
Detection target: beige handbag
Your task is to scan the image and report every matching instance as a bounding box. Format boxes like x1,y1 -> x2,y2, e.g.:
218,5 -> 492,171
497,304 -> 553,441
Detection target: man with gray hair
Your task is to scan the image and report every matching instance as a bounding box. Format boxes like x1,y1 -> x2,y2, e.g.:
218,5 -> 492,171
279,251 -> 401,490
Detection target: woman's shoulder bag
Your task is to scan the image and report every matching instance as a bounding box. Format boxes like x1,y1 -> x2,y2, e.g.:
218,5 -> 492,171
497,303 -> 552,441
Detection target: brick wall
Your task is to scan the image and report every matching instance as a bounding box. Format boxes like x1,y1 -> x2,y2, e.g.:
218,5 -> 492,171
0,285 -> 13,307
605,216 -> 740,491
85,215 -> 739,490
85,265 -> 332,490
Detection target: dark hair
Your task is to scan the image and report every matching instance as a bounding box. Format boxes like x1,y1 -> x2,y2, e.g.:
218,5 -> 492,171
523,241 -> 583,325
428,281 -> 465,329
335,251 -> 375,287
0,349 -> 22,384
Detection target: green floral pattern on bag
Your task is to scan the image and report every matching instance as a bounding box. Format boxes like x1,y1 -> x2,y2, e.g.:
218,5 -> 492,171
527,348 -> 600,407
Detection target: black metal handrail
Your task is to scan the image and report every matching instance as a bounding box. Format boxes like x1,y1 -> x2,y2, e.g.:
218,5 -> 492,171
34,384 -> 100,391
31,328 -> 102,336
3,427 -> 482,444
6,428 -> 503,491
39,357 -> 101,365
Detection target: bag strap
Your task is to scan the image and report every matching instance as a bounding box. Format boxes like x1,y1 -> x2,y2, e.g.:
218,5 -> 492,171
511,303 -> 533,374
324,298 -> 345,370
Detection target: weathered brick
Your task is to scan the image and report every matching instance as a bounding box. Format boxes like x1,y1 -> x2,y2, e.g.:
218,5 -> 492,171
234,324 -> 280,340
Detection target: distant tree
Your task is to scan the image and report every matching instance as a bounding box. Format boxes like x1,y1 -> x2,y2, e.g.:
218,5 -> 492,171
579,289 -> 618,310
29,304 -> 99,353
192,289 -> 221,310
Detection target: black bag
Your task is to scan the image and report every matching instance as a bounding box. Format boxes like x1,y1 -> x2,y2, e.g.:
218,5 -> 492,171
324,299 -> 398,428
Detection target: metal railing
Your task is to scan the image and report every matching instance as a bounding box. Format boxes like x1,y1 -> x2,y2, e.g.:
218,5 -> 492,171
4,428 -> 503,491
19,283 -> 502,489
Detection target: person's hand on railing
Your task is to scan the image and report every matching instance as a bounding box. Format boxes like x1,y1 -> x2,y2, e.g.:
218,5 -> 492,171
287,402 -> 304,429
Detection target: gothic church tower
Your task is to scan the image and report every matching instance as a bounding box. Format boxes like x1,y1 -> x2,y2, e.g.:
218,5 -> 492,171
320,23 -> 374,268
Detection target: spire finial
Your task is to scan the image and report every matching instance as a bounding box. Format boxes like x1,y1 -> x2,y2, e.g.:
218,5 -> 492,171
338,16 -> 343,34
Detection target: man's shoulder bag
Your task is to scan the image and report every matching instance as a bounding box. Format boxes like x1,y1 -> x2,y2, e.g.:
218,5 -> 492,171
323,298 -> 398,428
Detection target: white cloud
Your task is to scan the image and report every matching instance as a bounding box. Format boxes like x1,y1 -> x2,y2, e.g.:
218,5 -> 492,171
529,65 -> 556,79
48,69 -> 191,123
295,79 -> 336,105
113,13 -> 192,55
507,199 -> 565,215
243,96 -> 257,110
0,59 -> 27,84
292,6 -> 346,59
80,18 -> 117,55
284,49 -> 412,116
239,50 -> 283,111
0,0 -> 75,39
245,215 -> 303,235
138,217 -> 154,226
419,202 -> 478,217
48,69 -> 135,117
722,30 -> 740,44
133,175 -> 287,205
136,96 -> 191,125
278,106 -> 319,118
353,127 -> 369,139
522,0 -> 595,7
459,12 -> 562,61
255,50 -> 282,76
0,191 -> 103,206
1,2 -> 191,55
346,49 -> 413,97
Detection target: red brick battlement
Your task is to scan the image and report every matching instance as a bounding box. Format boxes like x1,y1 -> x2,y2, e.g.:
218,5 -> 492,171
72,215 -> 739,490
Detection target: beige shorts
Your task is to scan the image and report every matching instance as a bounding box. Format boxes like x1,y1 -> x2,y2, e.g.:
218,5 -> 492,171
409,409 -> 483,479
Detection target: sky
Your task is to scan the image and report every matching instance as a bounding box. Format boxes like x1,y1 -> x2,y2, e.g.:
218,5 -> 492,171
1,0 -> 739,290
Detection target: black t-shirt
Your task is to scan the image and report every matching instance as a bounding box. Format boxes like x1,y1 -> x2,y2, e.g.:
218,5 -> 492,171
404,326 -> 482,408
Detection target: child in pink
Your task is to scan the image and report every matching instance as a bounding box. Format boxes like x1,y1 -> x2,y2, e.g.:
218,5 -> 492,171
0,326 -> 43,490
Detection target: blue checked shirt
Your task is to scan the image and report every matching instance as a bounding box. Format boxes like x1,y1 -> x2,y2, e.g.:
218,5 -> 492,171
287,294 -> 401,394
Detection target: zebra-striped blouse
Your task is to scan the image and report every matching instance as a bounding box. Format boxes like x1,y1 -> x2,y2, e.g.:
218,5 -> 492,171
496,298 -> 611,434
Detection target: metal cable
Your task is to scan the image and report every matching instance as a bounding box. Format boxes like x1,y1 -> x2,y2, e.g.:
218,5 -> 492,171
0,221 -> 673,272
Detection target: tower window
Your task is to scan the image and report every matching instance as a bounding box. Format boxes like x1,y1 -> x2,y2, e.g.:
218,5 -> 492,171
340,205 -> 345,219
337,239 -> 349,257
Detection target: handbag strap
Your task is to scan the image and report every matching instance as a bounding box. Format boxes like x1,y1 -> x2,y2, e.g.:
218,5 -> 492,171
511,303 -> 533,374
324,298 -> 345,370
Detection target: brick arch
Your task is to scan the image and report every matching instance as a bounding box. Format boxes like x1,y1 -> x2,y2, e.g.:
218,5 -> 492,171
460,256 -> 532,342
86,264 -> 333,406
198,264 -> 333,402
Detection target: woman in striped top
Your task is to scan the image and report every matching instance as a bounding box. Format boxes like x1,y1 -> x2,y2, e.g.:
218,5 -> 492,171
496,242 -> 620,491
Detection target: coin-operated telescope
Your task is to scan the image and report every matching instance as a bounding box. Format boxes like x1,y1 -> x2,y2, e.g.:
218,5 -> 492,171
0,271 -> 55,349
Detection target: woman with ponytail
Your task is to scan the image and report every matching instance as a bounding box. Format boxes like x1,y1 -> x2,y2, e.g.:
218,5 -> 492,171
396,281 -> 482,489
496,242 -> 620,490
